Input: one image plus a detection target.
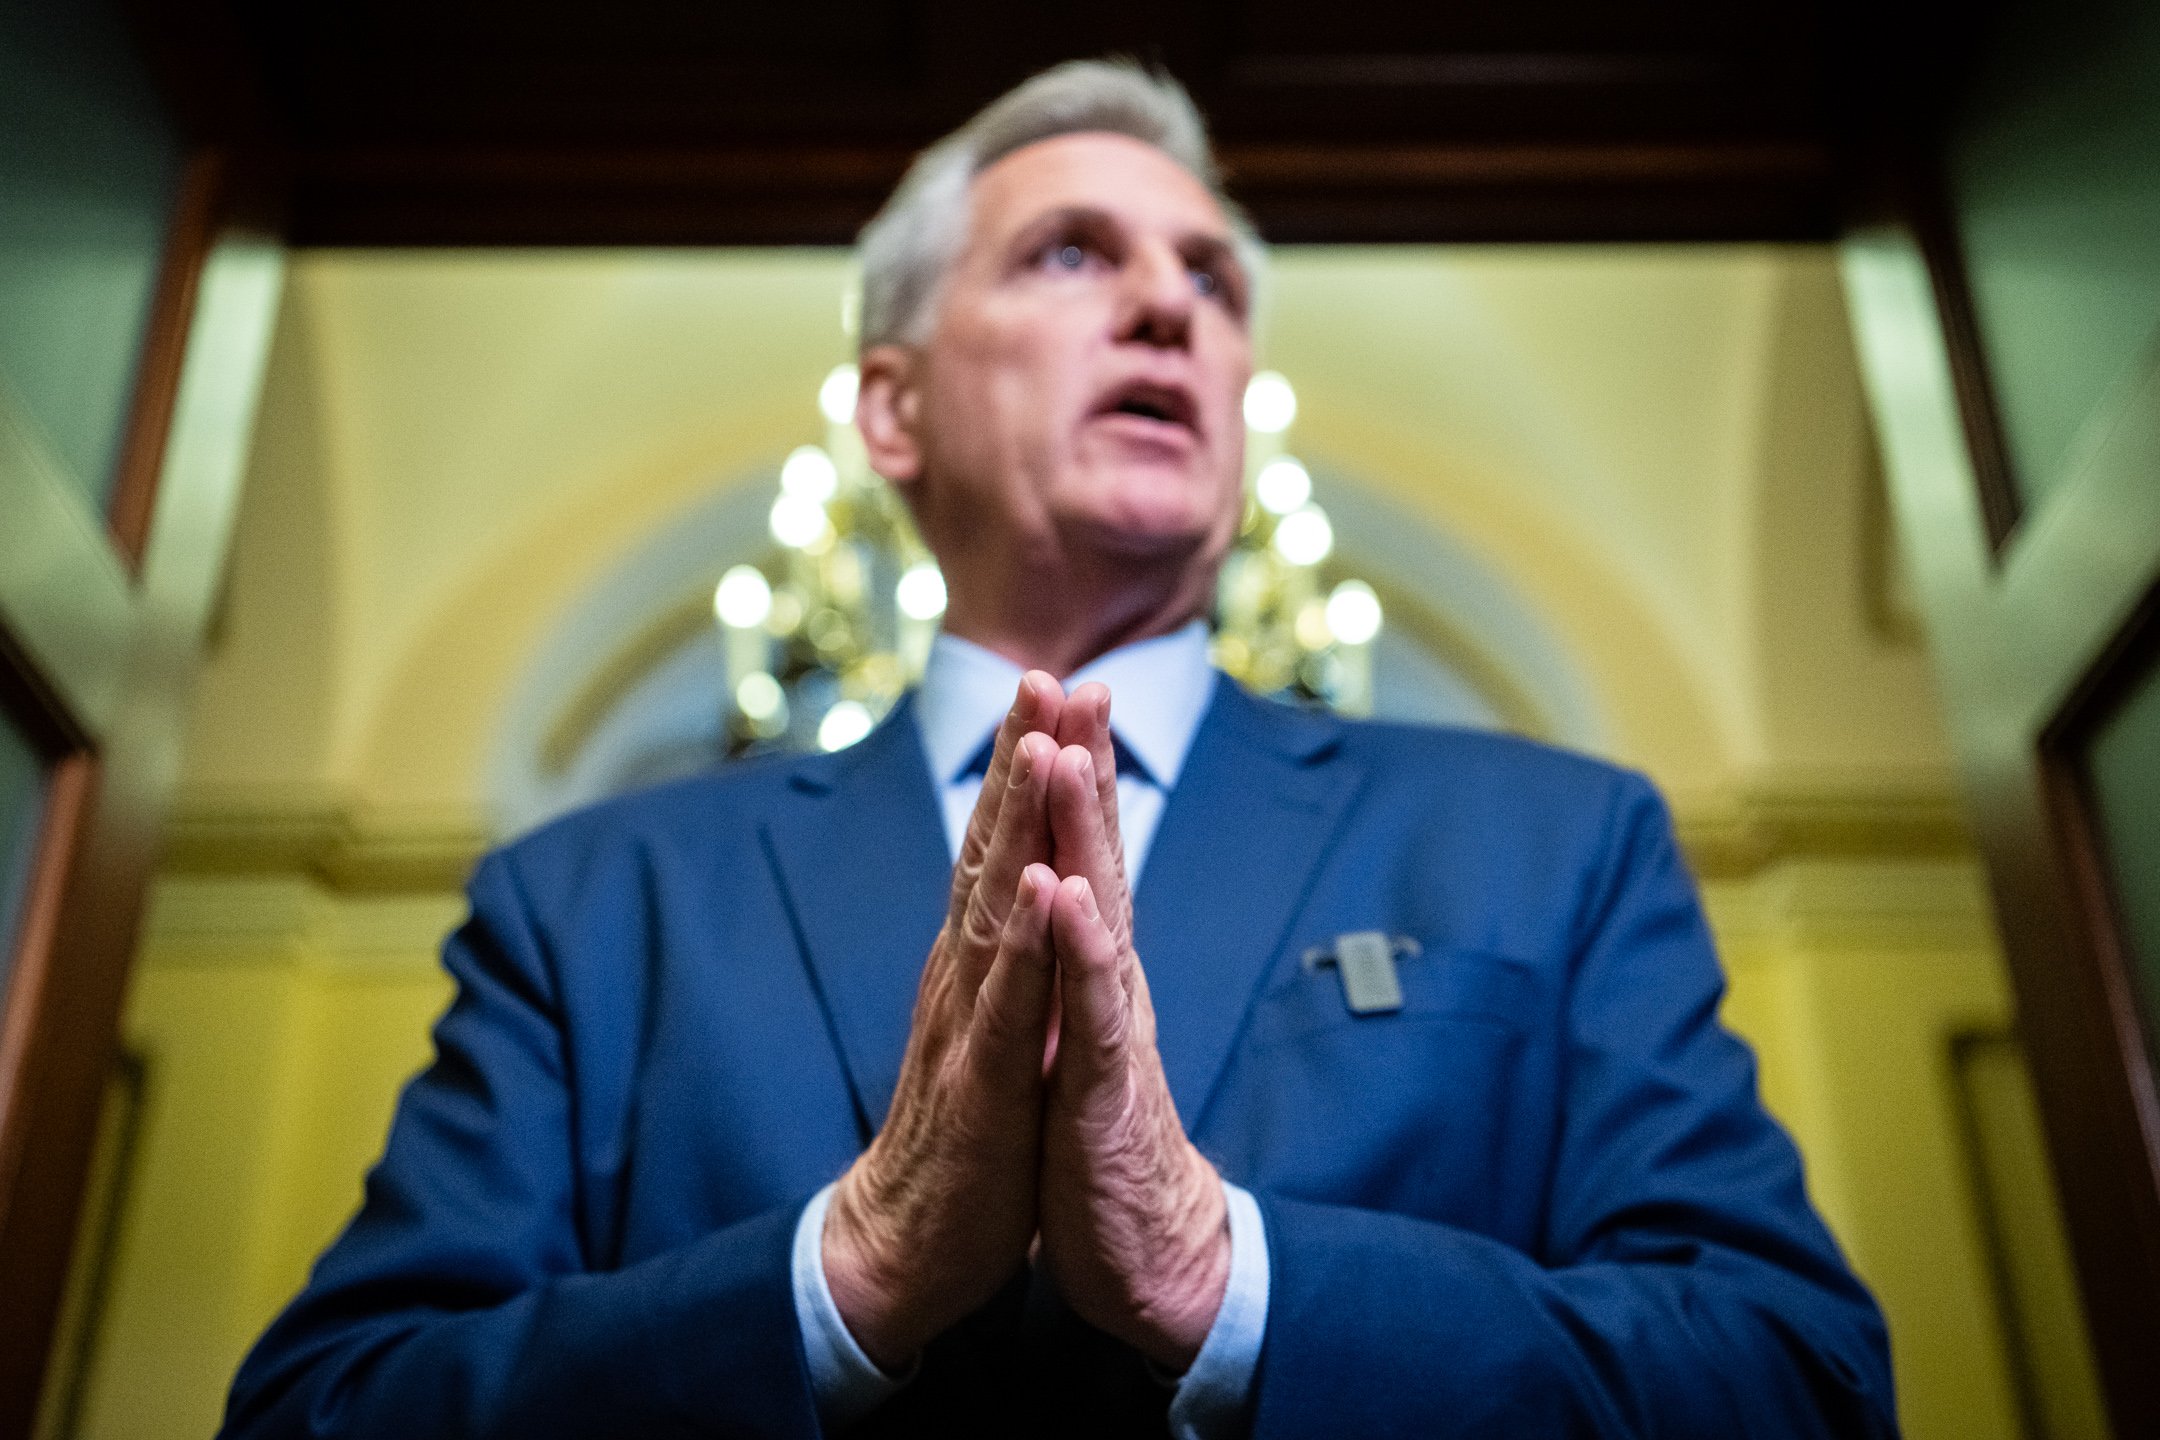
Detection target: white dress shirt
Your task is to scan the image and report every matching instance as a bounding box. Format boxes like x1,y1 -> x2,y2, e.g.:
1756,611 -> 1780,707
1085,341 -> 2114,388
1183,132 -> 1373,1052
789,620 -> 1270,1436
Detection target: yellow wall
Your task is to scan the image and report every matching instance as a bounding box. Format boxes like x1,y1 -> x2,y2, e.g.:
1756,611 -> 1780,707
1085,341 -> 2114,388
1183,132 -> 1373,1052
53,248 -> 2107,1439
1712,860 -> 2104,1440
56,883 -> 458,1440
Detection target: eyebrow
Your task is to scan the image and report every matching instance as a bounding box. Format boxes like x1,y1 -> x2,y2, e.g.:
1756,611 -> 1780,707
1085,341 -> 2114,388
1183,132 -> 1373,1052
1179,233 -> 1243,279
1009,205 -> 1251,300
1007,205 -> 1117,253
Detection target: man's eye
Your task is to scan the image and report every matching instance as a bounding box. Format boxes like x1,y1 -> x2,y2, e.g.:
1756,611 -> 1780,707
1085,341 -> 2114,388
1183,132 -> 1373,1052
1048,243 -> 1088,271
1191,269 -> 1218,297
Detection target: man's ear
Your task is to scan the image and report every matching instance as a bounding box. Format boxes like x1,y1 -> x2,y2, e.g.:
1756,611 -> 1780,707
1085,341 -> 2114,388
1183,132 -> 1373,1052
855,344 -> 924,489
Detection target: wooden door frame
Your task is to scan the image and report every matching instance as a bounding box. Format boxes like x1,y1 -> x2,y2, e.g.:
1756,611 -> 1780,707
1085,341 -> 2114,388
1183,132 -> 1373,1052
1844,184 -> 2160,1437
0,153 -> 284,1440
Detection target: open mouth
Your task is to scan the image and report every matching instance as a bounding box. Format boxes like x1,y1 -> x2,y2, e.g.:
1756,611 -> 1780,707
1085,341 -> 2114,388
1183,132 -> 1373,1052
1094,379 -> 1199,435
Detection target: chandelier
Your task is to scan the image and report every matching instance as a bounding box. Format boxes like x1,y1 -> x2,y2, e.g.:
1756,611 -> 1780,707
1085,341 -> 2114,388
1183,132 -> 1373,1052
712,364 -> 1383,757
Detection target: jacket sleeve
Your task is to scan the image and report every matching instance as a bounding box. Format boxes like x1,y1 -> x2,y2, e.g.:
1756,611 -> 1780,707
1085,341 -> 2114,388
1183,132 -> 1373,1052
1247,774 -> 1899,1439
219,849 -> 822,1440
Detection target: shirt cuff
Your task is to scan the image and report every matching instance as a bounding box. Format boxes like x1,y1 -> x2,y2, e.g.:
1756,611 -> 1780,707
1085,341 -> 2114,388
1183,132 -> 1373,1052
790,1182 -> 910,1431
1166,1180 -> 1271,1440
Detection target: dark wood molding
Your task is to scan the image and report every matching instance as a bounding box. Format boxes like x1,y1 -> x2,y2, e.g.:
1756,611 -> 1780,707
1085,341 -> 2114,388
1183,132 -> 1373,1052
108,0 -> 1908,249
1877,200 -> 2160,1439
106,154 -> 226,570
2043,579 -> 2160,1172
0,628 -> 89,763
0,745 -> 155,1440
278,136 -> 1840,247
2022,594 -> 2160,1437
1909,476 -> 2160,1440
1900,160 -> 2026,556
287,142 -> 910,248
0,754 -> 102,1431
1230,138 -> 1837,242
0,146 -> 283,1440
0,755 -> 96,1167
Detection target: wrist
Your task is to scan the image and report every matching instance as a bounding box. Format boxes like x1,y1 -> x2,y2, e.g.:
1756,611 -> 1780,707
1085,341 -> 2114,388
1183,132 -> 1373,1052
1131,1152 -> 1232,1372
822,1165 -> 924,1374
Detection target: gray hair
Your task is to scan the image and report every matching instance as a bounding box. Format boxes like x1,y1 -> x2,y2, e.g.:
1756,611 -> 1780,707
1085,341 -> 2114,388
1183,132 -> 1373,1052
856,59 -> 1264,351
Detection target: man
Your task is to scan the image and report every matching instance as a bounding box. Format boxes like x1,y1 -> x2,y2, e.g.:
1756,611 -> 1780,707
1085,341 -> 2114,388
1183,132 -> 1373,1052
223,62 -> 1897,1439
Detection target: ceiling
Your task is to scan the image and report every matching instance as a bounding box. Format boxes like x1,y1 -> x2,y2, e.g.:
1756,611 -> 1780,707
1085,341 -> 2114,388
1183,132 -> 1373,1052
125,0 -> 1962,245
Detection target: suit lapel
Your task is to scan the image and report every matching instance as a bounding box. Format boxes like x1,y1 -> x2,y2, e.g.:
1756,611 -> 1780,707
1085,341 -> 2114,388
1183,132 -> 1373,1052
762,697 -> 950,1139
1135,681 -> 1365,1131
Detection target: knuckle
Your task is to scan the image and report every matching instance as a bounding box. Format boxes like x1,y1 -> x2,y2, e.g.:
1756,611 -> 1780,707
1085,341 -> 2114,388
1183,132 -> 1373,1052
1081,990 -> 1133,1053
949,858 -> 983,910
1080,1033 -> 1125,1076
960,892 -> 1003,952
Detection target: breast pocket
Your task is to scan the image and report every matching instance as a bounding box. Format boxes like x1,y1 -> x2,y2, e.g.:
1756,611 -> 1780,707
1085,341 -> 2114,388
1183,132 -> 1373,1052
1242,942 -> 1545,1051
1215,946 -> 1556,1236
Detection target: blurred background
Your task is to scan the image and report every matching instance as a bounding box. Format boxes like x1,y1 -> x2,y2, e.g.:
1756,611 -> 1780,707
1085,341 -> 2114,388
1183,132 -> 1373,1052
2,2 -> 2155,1438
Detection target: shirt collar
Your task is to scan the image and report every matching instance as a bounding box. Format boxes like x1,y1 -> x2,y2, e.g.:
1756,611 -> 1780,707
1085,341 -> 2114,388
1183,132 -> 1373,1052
915,619 -> 1217,790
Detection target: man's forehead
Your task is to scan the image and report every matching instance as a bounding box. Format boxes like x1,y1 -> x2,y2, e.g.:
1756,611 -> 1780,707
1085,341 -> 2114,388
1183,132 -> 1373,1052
967,131 -> 1233,243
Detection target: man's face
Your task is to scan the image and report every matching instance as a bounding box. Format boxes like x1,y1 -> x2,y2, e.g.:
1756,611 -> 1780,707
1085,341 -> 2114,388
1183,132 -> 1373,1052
865,132 -> 1254,577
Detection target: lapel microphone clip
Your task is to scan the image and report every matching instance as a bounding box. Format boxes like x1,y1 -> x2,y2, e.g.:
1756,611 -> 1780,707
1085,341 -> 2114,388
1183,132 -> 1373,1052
1302,932 -> 1423,1016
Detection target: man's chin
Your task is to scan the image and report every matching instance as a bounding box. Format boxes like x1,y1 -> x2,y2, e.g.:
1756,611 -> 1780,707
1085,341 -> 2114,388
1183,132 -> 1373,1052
1056,472 -> 1238,562
1062,509 -> 1220,564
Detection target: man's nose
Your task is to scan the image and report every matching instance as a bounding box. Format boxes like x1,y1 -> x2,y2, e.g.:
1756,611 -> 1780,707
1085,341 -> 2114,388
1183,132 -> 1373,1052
1115,245 -> 1195,350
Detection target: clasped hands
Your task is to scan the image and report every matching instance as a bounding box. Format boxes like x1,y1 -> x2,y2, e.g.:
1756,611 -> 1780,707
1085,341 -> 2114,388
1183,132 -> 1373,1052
823,672 -> 1230,1377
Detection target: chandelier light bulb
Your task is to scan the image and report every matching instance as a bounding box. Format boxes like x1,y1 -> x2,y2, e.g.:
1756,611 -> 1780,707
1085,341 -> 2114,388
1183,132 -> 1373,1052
818,699 -> 874,751
735,670 -> 785,723
713,565 -> 774,629
769,493 -> 833,550
818,365 -> 860,425
1243,371 -> 1298,434
1294,599 -> 1334,653
1272,504 -> 1334,567
780,444 -> 840,503
896,561 -> 948,620
1255,457 -> 1312,515
1325,579 -> 1383,646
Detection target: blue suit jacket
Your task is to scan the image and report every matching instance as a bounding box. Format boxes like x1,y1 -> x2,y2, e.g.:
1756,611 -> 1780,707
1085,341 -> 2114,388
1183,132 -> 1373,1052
223,679 -> 1897,1438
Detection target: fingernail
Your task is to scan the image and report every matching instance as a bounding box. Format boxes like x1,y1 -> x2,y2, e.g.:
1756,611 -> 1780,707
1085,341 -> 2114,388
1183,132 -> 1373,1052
1096,691 -> 1110,725
1076,878 -> 1099,920
1012,739 -> 1033,786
